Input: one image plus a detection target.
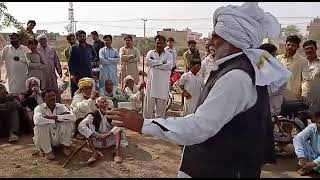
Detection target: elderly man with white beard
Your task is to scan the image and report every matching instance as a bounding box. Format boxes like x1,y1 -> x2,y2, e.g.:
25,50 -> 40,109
107,2 -> 292,178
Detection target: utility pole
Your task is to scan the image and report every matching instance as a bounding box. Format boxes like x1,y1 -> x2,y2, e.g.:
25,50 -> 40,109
141,18 -> 147,82
141,18 -> 147,111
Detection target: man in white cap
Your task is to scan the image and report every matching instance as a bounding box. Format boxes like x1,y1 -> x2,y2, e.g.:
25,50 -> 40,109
37,34 -> 62,101
107,2 -> 292,177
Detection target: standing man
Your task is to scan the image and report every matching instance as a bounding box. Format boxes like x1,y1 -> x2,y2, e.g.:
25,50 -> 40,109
0,33 -> 29,94
37,34 -> 62,100
277,35 -> 310,102
119,35 -> 140,89
99,35 -> 119,89
183,40 -> 200,72
303,40 -> 320,105
90,31 -> 105,67
69,30 -> 96,97
143,35 -> 173,119
64,34 -> 77,63
18,20 -> 36,46
165,37 -> 177,69
107,2 -> 292,177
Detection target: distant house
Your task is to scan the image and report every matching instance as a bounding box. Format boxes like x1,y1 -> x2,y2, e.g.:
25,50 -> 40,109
307,17 -> 320,40
157,28 -> 203,50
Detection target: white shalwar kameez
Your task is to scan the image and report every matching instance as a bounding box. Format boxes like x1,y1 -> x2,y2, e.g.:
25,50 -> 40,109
175,71 -> 204,116
0,44 -> 29,94
70,93 -> 97,120
143,50 -> 173,119
78,110 -> 122,148
33,103 -> 76,153
124,85 -> 143,111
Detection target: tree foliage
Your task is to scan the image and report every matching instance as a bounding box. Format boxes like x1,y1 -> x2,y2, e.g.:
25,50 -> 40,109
177,48 -> 188,57
0,3 -> 22,30
282,25 -> 301,38
136,38 -> 154,56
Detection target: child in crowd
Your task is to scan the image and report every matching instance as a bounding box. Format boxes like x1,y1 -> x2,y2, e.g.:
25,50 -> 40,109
123,75 -> 145,111
174,59 -> 203,116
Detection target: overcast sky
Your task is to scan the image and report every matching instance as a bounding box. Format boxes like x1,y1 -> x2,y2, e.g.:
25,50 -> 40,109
3,2 -> 320,37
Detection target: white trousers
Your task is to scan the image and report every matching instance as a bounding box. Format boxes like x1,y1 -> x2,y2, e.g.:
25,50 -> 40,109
143,92 -> 167,119
33,122 -> 74,154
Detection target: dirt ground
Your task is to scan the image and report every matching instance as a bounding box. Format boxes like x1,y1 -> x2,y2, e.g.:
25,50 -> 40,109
0,61 -> 318,178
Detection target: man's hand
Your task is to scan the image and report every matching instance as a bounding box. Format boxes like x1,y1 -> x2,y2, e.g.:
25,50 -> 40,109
302,161 -> 317,171
182,90 -> 192,99
45,115 -> 58,120
59,73 -> 63,78
106,108 -> 144,133
70,75 -> 77,84
298,158 -> 308,166
90,90 -> 99,100
139,82 -> 146,90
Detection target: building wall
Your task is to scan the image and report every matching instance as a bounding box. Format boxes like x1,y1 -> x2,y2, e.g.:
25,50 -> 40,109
157,30 -> 188,51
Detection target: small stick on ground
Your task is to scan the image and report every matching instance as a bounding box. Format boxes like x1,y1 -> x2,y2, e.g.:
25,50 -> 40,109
63,141 -> 87,168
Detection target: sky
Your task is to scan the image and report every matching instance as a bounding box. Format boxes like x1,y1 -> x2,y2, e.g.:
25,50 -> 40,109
2,2 -> 320,37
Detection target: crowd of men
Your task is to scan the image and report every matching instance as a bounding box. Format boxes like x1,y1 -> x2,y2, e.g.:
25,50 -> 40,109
0,2 -> 320,177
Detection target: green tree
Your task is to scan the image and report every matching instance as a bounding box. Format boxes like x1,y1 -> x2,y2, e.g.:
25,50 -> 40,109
136,38 -> 154,56
0,3 -> 21,30
177,48 -> 188,57
282,25 -> 301,38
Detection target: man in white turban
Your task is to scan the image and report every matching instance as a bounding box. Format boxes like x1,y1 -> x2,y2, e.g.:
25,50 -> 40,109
106,2 -> 292,178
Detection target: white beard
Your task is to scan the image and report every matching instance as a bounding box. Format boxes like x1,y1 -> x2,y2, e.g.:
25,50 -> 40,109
214,42 -> 231,60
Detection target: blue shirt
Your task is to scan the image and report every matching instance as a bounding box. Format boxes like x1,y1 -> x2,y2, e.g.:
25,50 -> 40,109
69,43 -> 95,77
99,47 -> 119,87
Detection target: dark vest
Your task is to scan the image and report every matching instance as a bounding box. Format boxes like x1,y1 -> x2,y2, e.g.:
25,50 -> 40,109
88,110 -> 112,132
179,54 -> 275,177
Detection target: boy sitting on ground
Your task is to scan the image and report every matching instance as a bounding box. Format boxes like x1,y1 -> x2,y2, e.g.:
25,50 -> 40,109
293,105 -> 320,176
78,96 -> 123,164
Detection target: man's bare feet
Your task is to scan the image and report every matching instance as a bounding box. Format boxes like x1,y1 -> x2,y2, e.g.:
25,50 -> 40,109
113,155 -> 122,163
46,151 -> 56,160
62,146 -> 72,157
85,152 -> 101,165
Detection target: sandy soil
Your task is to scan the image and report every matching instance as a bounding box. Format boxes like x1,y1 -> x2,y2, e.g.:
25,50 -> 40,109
0,61 -> 319,178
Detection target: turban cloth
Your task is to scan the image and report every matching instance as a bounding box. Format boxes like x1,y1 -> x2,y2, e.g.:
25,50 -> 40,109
213,2 -> 292,92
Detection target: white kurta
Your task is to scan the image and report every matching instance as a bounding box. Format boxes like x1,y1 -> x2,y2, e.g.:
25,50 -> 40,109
165,46 -> 177,66
199,56 -> 218,84
0,45 -> 29,94
33,103 -> 76,153
141,53 -> 257,178
145,49 -> 173,100
175,71 -> 204,116
70,93 -> 97,119
78,111 -> 122,148
124,85 -> 143,111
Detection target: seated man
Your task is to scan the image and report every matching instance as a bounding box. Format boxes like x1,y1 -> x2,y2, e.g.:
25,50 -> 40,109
78,96 -> 123,164
123,75 -> 145,111
33,89 -> 76,160
293,105 -> 320,176
71,78 -> 99,137
0,84 -> 22,143
20,77 -> 43,121
100,79 -> 127,107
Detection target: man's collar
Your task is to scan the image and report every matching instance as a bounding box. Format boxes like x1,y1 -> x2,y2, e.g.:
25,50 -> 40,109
215,52 -> 243,66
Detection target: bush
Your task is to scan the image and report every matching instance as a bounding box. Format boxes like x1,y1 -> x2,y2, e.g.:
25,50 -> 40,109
177,48 -> 188,57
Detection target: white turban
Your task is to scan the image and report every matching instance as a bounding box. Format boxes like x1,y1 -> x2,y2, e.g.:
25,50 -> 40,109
36,34 -> 48,41
25,77 -> 41,89
213,2 -> 292,92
